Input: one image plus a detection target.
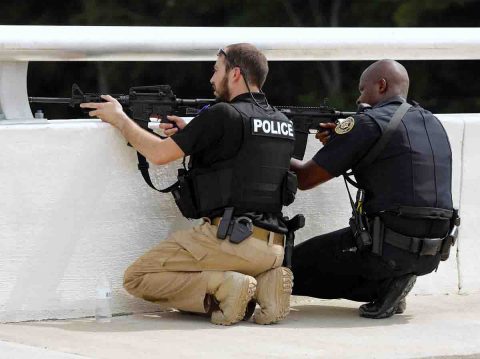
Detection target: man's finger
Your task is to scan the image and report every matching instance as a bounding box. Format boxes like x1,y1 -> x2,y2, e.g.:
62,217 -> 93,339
167,115 -> 182,123
101,94 -> 116,102
159,123 -> 174,130
88,110 -> 99,117
80,102 -> 102,109
315,130 -> 329,139
319,122 -> 336,128
164,128 -> 179,136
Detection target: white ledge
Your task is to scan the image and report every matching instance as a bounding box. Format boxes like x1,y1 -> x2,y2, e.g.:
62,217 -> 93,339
1,26 -> 480,61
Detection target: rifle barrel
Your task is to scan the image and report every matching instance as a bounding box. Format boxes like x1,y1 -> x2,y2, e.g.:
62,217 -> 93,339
177,98 -> 216,106
28,97 -> 71,104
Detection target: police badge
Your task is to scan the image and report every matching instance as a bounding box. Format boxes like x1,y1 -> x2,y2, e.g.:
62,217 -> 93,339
335,116 -> 355,134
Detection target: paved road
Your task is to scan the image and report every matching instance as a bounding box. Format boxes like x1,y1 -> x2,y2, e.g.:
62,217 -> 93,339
0,294 -> 479,359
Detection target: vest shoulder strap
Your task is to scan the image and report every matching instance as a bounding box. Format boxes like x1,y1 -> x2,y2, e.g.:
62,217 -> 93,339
354,102 -> 412,171
342,102 -> 412,208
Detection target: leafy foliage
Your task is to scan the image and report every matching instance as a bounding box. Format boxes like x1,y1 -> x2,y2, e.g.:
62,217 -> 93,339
2,0 -> 479,118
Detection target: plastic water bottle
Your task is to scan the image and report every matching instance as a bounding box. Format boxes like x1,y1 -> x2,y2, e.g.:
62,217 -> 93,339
95,274 -> 112,323
34,109 -> 45,119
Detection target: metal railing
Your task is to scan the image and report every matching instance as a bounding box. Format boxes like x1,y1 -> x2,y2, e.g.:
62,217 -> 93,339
1,26 -> 480,121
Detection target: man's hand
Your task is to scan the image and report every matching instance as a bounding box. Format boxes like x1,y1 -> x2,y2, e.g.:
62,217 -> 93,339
315,122 -> 336,145
159,115 -> 187,137
80,95 -> 128,129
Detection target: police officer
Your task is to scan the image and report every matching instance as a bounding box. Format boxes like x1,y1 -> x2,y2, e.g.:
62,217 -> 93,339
80,43 -> 295,326
290,59 -> 455,319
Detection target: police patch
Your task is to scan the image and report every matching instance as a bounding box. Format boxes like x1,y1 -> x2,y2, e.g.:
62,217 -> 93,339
335,116 -> 355,135
251,117 -> 295,140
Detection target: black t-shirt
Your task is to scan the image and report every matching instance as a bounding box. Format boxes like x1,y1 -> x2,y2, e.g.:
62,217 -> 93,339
172,102 -> 243,164
172,93 -> 288,233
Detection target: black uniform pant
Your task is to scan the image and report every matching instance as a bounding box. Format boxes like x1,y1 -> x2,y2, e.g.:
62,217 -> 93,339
291,227 -> 441,302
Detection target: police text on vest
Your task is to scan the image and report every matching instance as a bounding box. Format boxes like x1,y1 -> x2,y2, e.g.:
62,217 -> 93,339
251,118 -> 295,139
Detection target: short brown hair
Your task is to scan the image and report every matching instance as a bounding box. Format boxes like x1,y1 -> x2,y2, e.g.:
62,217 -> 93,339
222,43 -> 269,88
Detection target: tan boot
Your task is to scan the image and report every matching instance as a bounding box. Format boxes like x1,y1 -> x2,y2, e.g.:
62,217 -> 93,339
207,271 -> 257,326
254,267 -> 293,325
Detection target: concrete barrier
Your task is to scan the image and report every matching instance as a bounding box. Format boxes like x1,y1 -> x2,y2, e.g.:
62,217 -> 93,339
0,114 -> 473,322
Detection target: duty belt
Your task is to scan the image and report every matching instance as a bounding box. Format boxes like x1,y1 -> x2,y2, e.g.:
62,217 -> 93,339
212,217 -> 284,246
383,227 -> 443,256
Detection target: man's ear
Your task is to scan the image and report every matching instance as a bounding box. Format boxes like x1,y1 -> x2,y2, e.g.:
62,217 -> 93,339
378,78 -> 388,94
231,67 -> 243,83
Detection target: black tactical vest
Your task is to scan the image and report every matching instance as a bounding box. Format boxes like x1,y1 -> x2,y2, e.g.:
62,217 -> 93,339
172,99 -> 296,219
353,99 -> 453,215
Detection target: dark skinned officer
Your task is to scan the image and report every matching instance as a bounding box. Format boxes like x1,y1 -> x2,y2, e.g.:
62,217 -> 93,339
80,43 -> 295,325
290,59 -> 455,319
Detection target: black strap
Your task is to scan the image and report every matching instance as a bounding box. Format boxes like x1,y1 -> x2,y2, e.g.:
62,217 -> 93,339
355,102 -> 412,171
343,170 -> 359,188
136,152 -> 179,193
383,227 -> 443,256
132,119 -> 188,194
342,102 -> 412,210
342,102 -> 412,191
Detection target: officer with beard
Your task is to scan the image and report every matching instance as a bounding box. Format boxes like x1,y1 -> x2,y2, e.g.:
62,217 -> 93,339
290,60 -> 456,319
81,43 -> 296,326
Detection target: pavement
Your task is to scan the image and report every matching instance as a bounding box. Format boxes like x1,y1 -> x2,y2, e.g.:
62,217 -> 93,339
0,294 -> 479,359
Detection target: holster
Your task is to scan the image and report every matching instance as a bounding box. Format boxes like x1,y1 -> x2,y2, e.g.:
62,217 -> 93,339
371,216 -> 384,256
440,209 -> 461,261
349,213 -> 372,252
282,214 -> 305,268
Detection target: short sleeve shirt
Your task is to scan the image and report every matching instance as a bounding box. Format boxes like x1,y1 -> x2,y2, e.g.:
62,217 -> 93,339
171,101 -> 244,167
312,114 -> 382,176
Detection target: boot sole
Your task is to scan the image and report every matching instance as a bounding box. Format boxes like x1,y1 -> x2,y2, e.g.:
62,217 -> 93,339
211,276 -> 256,326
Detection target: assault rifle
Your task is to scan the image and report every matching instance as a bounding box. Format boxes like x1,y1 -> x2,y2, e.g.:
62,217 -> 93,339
29,84 -> 355,161
277,106 -> 356,160
29,84 -> 216,129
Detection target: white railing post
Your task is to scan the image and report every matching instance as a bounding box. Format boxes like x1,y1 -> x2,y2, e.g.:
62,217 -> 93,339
0,62 -> 33,122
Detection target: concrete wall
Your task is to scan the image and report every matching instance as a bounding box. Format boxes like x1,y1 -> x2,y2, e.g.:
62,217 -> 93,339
0,115 -> 474,322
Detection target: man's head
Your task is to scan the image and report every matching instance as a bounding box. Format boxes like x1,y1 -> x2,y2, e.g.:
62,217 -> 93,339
357,59 -> 409,107
210,43 -> 269,101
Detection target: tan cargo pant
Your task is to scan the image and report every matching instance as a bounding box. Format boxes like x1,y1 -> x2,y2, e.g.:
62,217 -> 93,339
123,219 -> 284,313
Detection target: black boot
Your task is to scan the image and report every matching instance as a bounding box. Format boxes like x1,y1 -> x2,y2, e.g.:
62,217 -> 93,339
359,274 -> 416,319
359,297 -> 407,315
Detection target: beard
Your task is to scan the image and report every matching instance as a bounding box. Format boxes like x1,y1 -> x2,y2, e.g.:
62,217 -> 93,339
212,74 -> 230,102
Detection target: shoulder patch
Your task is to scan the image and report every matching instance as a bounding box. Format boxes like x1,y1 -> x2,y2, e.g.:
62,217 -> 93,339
251,117 -> 295,140
334,116 -> 355,135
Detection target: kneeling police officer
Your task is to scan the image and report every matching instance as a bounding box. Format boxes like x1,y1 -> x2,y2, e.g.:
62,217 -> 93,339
81,43 -> 297,325
290,59 -> 459,319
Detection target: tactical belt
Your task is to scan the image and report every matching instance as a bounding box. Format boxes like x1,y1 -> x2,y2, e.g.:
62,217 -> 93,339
212,217 -> 284,246
383,227 -> 444,256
